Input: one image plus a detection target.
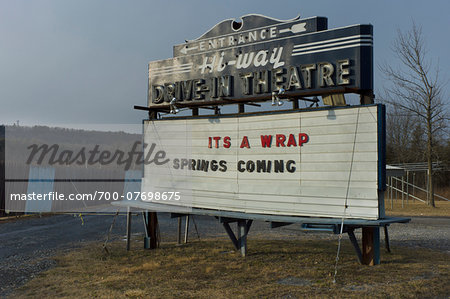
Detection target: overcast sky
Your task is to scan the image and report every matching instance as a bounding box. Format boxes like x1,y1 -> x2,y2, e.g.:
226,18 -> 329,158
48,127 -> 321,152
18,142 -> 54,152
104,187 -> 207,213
1,0 -> 449,126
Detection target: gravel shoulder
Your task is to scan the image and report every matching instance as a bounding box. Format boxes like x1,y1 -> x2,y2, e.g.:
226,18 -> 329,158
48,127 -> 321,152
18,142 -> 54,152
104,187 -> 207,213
0,213 -> 449,298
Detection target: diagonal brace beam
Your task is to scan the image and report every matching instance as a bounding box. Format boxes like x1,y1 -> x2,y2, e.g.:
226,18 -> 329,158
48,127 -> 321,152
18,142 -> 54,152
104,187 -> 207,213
347,229 -> 363,264
222,222 -> 239,250
384,225 -> 391,253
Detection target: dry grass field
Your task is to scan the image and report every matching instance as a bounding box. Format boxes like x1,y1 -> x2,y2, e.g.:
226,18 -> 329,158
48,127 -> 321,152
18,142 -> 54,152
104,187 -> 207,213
12,237 -> 450,299
385,199 -> 450,217
5,188 -> 450,298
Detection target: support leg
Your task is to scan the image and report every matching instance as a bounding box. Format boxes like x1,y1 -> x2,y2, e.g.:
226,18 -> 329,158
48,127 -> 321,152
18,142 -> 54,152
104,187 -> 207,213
192,216 -> 201,240
384,225 -> 391,253
184,215 -> 190,244
177,217 -> 182,245
143,212 -> 151,249
222,219 -> 253,256
238,220 -> 247,257
238,220 -> 253,257
126,207 -> 132,251
362,227 -> 380,265
147,211 -> 158,249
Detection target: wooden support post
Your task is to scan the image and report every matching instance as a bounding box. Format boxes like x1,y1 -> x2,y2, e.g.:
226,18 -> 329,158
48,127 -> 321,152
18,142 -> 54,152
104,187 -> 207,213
292,99 -> 299,109
238,103 -> 245,114
126,207 -> 132,251
362,227 -> 380,265
184,215 -> 190,243
192,107 -> 199,116
147,211 -> 158,249
177,217 -> 182,245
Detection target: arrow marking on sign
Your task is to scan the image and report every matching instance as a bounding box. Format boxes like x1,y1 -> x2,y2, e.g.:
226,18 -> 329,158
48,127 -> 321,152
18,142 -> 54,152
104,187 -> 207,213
180,45 -> 199,55
279,23 -> 307,34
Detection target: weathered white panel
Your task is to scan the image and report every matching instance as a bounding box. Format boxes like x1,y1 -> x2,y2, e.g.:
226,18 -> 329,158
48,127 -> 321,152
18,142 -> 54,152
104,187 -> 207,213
142,106 -> 382,219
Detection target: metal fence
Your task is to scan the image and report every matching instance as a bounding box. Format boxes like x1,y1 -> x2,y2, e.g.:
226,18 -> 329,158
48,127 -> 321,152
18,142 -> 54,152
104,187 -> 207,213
386,163 -> 449,208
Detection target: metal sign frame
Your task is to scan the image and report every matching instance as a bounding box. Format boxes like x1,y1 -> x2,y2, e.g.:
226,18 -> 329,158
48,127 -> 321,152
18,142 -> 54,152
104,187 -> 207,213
142,104 -> 386,220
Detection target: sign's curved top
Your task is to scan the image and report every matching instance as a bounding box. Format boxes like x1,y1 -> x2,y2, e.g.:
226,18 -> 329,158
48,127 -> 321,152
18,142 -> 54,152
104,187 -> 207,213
192,14 -> 302,41
173,15 -> 328,57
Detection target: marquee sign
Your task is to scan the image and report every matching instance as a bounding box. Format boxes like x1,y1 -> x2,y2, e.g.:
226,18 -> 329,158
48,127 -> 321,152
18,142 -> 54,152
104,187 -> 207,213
147,14 -> 373,109
143,105 -> 385,220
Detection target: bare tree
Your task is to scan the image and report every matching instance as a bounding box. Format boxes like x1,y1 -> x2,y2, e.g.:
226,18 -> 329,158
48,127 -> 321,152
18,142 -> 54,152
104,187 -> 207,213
381,22 -> 448,207
386,107 -> 416,163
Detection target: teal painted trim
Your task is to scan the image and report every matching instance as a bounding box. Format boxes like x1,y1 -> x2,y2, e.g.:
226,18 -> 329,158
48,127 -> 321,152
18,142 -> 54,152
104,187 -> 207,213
377,104 -> 387,191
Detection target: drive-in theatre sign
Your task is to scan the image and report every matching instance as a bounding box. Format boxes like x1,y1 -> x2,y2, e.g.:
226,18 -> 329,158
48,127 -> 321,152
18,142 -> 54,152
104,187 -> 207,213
141,15 -> 384,220
148,15 -> 373,108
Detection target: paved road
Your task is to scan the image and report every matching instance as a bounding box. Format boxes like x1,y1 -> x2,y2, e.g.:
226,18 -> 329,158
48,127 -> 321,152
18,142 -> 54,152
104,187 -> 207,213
0,213 -> 142,298
0,214 -> 448,297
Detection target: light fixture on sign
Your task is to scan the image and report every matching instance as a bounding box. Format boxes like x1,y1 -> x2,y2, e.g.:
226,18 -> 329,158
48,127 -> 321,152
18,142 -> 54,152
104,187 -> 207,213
272,88 -> 285,106
170,97 -> 179,114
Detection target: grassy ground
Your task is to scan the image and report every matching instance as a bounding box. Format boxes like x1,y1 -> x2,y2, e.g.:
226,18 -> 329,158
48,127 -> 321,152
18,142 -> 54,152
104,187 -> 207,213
385,199 -> 450,217
12,237 -> 450,299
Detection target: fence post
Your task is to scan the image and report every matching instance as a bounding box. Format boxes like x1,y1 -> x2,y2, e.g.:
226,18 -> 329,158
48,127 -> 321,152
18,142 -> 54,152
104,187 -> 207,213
390,176 -> 393,209
401,176 -> 404,208
406,171 -> 409,206
395,177 -> 398,204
